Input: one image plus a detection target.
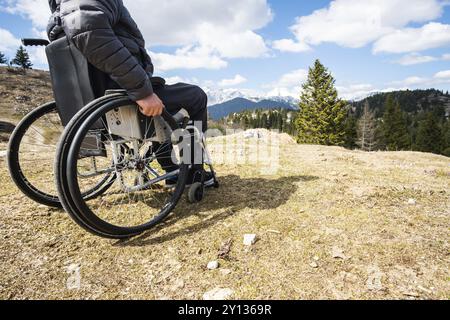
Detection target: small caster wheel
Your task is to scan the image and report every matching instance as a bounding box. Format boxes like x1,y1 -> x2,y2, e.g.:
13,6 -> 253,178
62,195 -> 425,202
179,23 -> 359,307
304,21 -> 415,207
188,182 -> 204,203
213,180 -> 220,189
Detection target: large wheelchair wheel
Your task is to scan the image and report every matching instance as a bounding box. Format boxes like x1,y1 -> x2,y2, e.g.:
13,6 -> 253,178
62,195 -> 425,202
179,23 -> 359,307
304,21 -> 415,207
7,102 -> 62,207
7,102 -> 116,208
55,93 -> 189,239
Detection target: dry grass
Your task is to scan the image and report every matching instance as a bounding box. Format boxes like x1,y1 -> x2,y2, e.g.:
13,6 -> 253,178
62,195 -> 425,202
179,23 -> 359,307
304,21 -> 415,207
0,67 -> 53,122
0,140 -> 448,300
0,66 -> 448,300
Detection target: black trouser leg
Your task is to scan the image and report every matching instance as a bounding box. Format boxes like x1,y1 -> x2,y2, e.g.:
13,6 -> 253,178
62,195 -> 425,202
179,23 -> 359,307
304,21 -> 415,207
152,142 -> 178,173
152,83 -> 208,172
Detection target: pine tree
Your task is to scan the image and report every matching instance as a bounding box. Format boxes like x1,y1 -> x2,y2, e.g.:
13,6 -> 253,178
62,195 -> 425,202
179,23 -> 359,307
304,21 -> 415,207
277,112 -> 283,132
441,120 -> 450,157
357,101 -> 378,151
415,112 -> 442,154
295,59 -> 347,145
0,52 -> 7,65
261,113 -> 268,129
343,115 -> 357,149
382,95 -> 410,151
11,46 -> 33,70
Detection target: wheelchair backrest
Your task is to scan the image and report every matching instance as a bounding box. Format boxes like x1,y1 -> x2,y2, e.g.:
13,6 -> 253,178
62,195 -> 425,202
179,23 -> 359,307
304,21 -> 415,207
46,37 -> 107,126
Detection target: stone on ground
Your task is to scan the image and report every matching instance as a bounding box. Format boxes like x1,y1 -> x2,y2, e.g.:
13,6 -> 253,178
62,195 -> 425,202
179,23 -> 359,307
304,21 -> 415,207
203,288 -> 234,300
207,261 -> 219,270
243,234 -> 257,246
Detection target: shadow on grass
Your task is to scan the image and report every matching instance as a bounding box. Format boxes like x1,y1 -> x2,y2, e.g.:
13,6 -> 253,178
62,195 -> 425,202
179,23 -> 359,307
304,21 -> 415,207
117,174 -> 318,247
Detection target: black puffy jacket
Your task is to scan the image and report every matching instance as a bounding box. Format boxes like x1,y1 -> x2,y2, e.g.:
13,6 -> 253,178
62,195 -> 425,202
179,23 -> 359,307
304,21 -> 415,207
47,0 -> 154,100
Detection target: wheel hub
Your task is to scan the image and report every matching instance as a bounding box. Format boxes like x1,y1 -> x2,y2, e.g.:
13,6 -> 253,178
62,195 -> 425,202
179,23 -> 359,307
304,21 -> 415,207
135,160 -> 146,171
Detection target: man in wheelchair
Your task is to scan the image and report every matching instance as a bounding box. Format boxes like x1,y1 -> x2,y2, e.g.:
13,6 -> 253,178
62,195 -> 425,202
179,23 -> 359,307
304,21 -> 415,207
47,0 -> 214,188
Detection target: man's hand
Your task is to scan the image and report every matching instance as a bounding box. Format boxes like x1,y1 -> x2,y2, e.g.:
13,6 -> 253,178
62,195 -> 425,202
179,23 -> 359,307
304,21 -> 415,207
137,93 -> 164,117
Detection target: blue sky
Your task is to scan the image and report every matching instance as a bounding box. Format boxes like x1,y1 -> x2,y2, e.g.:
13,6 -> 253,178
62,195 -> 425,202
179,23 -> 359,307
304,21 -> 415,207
0,0 -> 449,100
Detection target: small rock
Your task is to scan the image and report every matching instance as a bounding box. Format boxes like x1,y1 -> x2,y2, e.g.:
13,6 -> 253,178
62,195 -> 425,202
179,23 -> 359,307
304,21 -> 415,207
207,261 -> 219,270
331,247 -> 347,260
203,288 -> 234,300
243,234 -> 257,246
170,278 -> 185,291
220,269 -> 232,276
309,262 -> 319,268
128,259 -> 134,264
407,199 -> 417,205
313,256 -> 320,261
0,150 -> 6,158
366,267 -> 384,291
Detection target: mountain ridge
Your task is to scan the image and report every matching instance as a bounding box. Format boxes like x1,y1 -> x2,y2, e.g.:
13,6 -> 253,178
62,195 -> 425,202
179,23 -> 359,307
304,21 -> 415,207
208,96 -> 299,120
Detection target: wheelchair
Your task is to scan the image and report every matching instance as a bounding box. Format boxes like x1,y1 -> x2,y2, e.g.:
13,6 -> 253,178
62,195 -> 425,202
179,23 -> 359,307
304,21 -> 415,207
7,38 -> 219,239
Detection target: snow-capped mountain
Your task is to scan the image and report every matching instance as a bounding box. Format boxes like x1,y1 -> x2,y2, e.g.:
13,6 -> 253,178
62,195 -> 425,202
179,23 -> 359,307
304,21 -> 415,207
204,87 -> 249,106
204,87 -> 298,106
203,87 -> 299,120
208,96 -> 299,120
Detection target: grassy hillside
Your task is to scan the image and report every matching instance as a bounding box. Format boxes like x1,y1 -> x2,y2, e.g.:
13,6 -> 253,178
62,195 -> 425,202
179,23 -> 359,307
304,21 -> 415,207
0,66 -> 449,300
351,89 -> 450,117
0,139 -> 449,299
0,67 -> 53,122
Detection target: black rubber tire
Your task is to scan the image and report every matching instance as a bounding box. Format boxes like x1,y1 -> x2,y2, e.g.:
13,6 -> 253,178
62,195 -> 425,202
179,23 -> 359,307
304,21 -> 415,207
8,102 -> 116,208
55,94 -> 126,238
188,182 -> 204,203
56,94 -> 188,238
7,102 -> 61,207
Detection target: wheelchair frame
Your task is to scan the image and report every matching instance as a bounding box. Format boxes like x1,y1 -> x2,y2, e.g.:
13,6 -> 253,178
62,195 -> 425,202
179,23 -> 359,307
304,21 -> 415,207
7,38 -> 219,239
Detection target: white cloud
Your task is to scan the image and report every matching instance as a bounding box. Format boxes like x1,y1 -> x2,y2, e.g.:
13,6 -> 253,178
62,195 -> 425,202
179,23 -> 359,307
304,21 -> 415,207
196,28 -> 268,59
337,84 -> 377,100
1,0 -> 50,29
394,53 -> 438,66
0,28 -> 21,53
0,1 -> 50,68
434,70 -> 450,79
3,0 -> 273,71
0,25 -> 48,68
123,0 -> 273,70
219,75 -> 247,87
266,69 -> 308,98
272,39 -> 311,53
374,22 -> 450,54
394,52 -> 450,66
150,46 -> 227,71
273,0 -> 445,53
165,76 -> 189,85
123,0 -> 272,47
277,69 -> 308,87
392,76 -> 430,86
28,46 -> 48,68
391,70 -> 450,87
336,84 -> 405,100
